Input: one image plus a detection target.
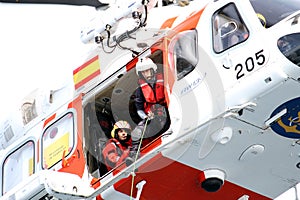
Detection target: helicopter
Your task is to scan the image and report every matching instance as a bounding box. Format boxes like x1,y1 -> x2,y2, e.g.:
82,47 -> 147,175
1,0 -> 300,199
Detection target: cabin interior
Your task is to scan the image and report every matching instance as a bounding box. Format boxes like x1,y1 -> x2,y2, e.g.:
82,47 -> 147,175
83,50 -> 166,178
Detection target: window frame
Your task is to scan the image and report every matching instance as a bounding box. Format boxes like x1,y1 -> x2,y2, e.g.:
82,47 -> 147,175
168,29 -> 199,80
41,111 -> 76,170
212,3 -> 249,53
2,140 -> 35,195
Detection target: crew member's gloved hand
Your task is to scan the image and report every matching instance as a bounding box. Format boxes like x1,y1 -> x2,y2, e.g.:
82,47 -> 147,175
142,115 -> 152,125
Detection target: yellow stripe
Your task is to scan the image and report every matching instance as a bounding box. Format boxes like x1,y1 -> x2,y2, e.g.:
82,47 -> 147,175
73,58 -> 99,85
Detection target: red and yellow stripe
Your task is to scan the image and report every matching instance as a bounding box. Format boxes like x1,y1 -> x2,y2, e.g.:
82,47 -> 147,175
73,55 -> 100,90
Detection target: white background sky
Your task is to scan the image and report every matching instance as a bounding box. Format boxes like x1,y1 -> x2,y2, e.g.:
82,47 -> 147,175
0,1 -> 298,199
0,3 -> 95,121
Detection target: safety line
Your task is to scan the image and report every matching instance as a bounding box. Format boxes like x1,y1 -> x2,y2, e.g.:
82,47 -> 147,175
130,118 -> 149,200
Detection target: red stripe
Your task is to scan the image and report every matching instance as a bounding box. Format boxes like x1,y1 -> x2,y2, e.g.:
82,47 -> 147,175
74,70 -> 101,90
160,16 -> 178,29
43,113 -> 56,128
198,171 -> 206,183
73,55 -> 99,75
126,57 -> 138,71
114,154 -> 271,199
68,102 -> 73,109
173,8 -> 204,31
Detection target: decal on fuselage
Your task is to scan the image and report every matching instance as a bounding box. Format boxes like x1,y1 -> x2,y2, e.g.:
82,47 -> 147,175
180,74 -> 206,96
222,49 -> 266,80
270,97 -> 300,138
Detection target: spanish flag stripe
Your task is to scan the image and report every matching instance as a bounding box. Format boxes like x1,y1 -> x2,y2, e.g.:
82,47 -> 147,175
73,55 -> 100,89
74,70 -> 100,90
73,55 -> 98,74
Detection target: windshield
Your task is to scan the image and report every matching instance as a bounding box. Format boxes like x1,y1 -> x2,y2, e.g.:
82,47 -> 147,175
278,33 -> 300,67
250,0 -> 300,28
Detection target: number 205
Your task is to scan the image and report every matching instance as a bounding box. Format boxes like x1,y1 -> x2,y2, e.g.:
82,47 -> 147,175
235,49 -> 266,80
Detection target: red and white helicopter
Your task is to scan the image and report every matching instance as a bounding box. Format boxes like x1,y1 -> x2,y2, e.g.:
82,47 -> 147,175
1,0 -> 300,199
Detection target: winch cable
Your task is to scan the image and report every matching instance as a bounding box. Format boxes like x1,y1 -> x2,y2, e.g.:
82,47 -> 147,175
129,117 -> 150,200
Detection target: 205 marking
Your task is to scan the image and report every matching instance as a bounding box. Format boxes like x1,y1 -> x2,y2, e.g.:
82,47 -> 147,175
223,49 -> 266,79
235,49 -> 266,80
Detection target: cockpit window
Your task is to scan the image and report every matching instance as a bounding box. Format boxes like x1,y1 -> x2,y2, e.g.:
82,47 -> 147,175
278,33 -> 300,67
250,0 -> 300,28
169,29 -> 199,80
212,3 -> 249,53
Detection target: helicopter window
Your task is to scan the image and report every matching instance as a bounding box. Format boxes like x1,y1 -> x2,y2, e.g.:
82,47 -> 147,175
171,29 -> 198,80
278,33 -> 300,67
250,0 -> 300,28
2,140 -> 34,195
212,3 -> 249,53
41,112 -> 75,169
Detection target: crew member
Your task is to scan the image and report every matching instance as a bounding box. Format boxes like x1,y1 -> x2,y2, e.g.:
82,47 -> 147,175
134,57 -> 171,147
102,120 -> 132,171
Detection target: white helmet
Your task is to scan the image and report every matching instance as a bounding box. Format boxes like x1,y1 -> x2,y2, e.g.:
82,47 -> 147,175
136,57 -> 157,75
